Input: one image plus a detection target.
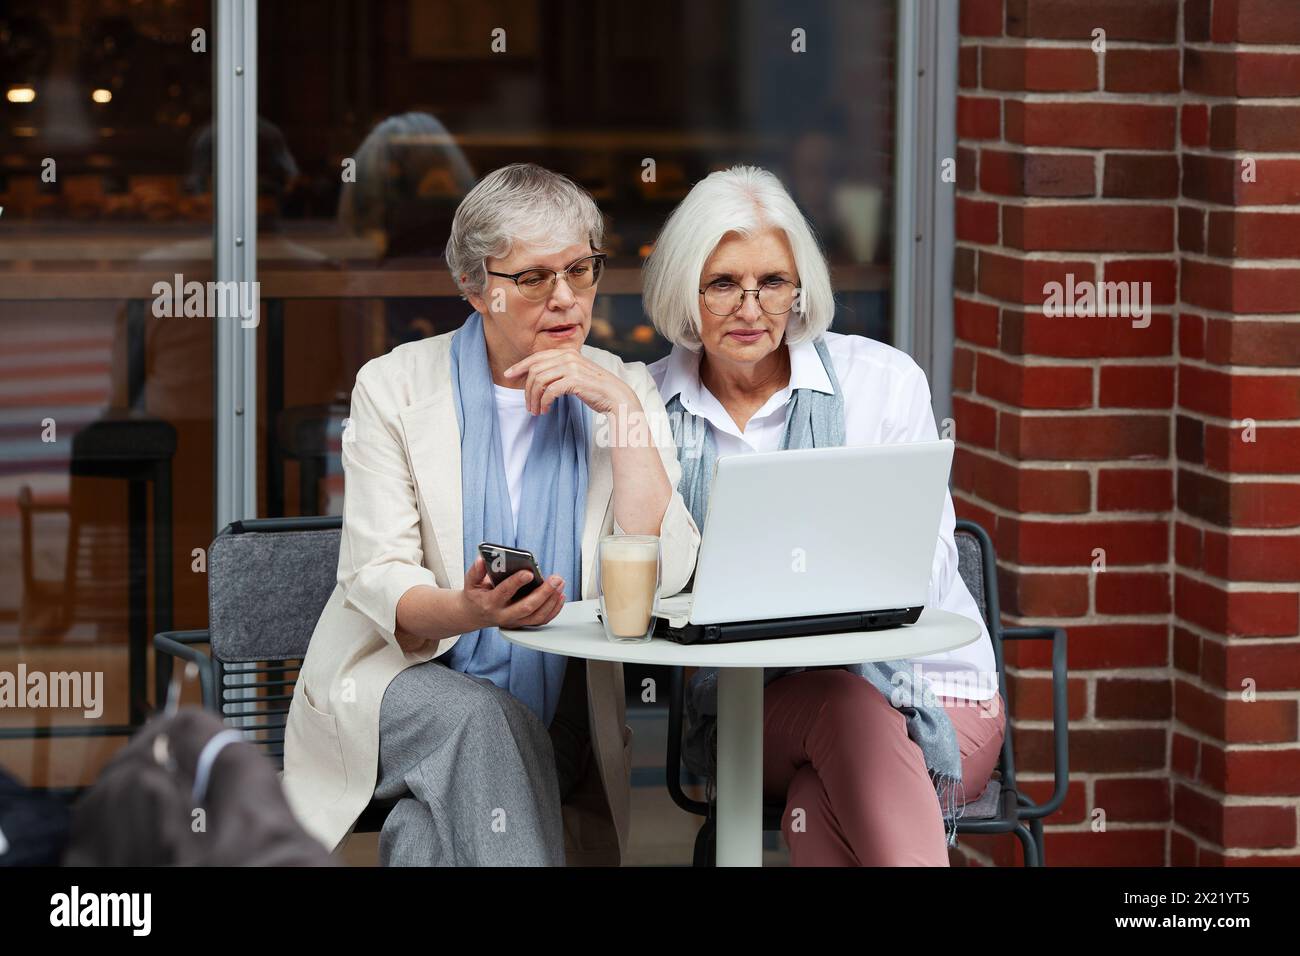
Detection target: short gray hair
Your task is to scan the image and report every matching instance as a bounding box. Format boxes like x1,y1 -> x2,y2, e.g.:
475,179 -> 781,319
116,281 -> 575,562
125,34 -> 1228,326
445,163 -> 605,297
642,165 -> 835,350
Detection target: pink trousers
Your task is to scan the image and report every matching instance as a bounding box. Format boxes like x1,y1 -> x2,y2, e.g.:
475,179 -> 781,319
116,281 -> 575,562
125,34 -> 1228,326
762,668 -> 1007,866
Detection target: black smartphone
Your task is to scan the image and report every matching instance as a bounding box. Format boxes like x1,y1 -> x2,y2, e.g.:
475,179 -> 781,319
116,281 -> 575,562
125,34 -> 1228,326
477,542 -> 544,603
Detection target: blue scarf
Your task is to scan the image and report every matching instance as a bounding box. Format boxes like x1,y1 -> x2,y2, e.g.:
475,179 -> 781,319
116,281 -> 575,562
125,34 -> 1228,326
443,311 -> 591,727
664,336 -> 967,846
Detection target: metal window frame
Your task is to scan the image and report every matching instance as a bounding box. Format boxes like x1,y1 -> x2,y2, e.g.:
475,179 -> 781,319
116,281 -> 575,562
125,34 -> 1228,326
894,0 -> 958,424
214,0 -> 258,529
214,1 -> 955,513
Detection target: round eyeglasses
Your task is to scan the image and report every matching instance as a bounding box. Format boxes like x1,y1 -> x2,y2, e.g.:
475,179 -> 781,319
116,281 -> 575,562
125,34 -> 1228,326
486,253 -> 607,301
698,278 -> 801,317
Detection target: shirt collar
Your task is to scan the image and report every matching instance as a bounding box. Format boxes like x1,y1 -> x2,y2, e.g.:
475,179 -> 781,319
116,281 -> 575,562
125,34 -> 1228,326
660,337 -> 834,413
658,343 -> 704,411
787,335 -> 835,395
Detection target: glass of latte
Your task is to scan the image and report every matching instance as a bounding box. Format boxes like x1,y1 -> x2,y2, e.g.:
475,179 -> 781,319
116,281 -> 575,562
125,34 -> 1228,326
597,534 -> 661,643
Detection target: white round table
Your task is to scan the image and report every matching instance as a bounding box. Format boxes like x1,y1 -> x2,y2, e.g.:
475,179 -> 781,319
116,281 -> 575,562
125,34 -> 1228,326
501,598 -> 982,867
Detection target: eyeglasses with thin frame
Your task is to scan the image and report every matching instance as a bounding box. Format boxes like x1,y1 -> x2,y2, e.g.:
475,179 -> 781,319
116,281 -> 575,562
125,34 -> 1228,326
486,253 -> 607,301
698,277 -> 801,317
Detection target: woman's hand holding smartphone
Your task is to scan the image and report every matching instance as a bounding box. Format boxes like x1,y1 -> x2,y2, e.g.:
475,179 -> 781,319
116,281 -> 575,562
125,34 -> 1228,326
459,544 -> 567,630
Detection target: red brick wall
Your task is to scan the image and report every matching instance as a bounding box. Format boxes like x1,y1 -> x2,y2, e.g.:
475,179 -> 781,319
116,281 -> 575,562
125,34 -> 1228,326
954,0 -> 1300,865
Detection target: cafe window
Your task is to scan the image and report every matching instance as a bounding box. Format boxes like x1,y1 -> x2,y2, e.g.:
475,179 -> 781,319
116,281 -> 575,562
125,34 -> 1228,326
1,0 -> 215,786
0,0 -> 951,805
254,0 -> 900,517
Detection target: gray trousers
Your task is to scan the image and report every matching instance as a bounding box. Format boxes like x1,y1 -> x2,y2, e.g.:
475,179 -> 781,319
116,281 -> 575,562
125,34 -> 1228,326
374,656 -> 592,866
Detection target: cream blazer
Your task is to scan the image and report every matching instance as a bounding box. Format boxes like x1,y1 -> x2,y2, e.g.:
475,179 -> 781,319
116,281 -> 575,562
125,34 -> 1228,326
281,329 -> 700,864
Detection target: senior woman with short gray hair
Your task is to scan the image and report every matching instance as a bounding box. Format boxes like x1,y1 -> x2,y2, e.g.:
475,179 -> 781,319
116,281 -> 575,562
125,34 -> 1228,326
283,163 -> 699,866
644,165 -> 1005,866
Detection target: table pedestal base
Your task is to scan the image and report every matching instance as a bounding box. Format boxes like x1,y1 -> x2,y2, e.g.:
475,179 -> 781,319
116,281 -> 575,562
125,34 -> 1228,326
715,666 -> 764,866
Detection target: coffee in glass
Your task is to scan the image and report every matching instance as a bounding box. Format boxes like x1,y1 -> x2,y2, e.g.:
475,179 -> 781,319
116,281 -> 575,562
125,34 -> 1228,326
597,534 -> 660,643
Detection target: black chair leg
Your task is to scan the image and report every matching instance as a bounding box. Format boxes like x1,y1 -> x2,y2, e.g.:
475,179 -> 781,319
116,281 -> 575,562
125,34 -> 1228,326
693,812 -> 716,868
1030,817 -> 1045,866
1014,823 -> 1040,866
154,651 -> 173,715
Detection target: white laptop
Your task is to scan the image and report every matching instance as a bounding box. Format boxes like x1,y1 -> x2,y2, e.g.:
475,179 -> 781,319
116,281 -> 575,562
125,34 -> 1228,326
654,440 -> 954,644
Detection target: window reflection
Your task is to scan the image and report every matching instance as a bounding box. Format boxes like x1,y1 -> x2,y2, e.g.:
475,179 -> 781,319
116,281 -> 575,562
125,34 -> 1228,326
0,1 -> 214,788
257,0 -> 896,518
0,0 -> 897,827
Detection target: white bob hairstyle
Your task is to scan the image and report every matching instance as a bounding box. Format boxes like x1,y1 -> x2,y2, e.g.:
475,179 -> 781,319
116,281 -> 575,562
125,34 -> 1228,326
445,163 -> 605,298
642,165 -> 835,351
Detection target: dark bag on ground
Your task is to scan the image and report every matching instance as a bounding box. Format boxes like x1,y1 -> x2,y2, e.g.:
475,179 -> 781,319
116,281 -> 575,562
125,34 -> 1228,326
64,707 -> 333,866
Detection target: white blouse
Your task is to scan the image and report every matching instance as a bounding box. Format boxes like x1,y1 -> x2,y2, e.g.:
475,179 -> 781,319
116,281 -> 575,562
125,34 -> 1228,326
492,382 -> 536,535
648,329 -> 999,702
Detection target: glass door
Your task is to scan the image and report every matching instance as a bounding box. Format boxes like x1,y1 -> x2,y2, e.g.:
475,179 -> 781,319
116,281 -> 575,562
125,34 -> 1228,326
253,0 -> 898,517
0,0 -> 214,790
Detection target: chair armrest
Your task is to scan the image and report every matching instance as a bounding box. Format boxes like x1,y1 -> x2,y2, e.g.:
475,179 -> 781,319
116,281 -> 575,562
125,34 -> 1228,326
154,630 -> 216,712
1000,625 -> 1069,820
666,666 -> 709,817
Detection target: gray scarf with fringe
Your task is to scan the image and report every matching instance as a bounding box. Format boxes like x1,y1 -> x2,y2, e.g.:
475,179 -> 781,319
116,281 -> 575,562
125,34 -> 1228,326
663,336 -> 966,847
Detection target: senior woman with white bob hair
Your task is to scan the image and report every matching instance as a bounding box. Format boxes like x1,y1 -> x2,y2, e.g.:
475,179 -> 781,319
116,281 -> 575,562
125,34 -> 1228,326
643,165 -> 1007,866
283,163 -> 699,866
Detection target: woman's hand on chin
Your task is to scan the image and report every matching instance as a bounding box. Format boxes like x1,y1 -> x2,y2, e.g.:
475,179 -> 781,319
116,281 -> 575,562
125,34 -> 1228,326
503,349 -> 640,418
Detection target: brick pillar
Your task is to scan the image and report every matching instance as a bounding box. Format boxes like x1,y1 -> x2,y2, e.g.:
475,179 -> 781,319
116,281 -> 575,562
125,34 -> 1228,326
955,0 -> 1300,866
1172,0 -> 1300,865
956,0 -> 1181,865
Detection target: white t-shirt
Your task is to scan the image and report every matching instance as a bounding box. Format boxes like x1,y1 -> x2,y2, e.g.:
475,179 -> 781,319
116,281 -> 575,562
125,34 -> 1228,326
493,383 -> 536,534
648,330 -> 1000,702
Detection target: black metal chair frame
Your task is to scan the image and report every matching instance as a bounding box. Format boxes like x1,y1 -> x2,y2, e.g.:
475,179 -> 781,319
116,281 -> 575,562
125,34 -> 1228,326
153,514 -> 392,833
665,519 -> 1070,866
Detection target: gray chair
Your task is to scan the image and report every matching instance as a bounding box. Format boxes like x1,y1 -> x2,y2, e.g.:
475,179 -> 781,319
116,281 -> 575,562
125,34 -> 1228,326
153,515 -> 393,833
666,519 -> 1070,866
